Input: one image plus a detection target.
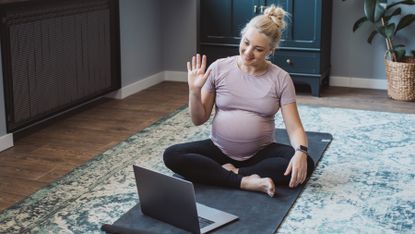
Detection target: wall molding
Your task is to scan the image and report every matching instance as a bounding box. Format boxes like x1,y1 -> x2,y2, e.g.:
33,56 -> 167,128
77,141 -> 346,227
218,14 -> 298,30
164,71 -> 187,82
106,71 -> 187,100
330,76 -> 387,90
106,72 -> 165,99
0,133 -> 13,152
107,72 -> 388,101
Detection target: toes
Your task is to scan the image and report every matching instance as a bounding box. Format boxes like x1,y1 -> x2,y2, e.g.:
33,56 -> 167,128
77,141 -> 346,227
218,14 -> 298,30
241,175 -> 276,197
251,174 -> 260,179
222,163 -> 239,174
222,163 -> 233,171
266,179 -> 276,197
268,186 -> 276,197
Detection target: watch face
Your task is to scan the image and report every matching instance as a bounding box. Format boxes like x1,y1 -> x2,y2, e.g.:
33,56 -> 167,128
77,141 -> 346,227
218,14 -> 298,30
300,145 -> 308,151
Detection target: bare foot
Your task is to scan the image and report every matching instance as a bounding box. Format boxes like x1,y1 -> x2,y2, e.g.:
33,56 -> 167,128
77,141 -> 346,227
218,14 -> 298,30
222,163 -> 239,174
240,174 -> 275,197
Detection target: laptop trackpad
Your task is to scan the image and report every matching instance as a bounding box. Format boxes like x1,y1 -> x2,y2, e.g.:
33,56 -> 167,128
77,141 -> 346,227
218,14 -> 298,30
196,203 -> 238,233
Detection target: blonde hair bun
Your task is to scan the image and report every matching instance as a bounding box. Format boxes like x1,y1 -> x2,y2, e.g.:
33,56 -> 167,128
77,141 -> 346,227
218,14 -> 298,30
263,5 -> 287,31
241,4 -> 288,49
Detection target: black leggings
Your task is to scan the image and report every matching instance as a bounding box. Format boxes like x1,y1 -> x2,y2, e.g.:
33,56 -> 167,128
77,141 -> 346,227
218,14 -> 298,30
163,139 -> 315,188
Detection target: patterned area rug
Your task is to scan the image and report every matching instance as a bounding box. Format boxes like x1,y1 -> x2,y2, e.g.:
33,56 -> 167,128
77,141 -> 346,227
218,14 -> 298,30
0,105 -> 414,233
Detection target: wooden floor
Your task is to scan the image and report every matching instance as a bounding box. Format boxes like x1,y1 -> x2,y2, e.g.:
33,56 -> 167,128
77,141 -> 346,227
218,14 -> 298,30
0,81 -> 414,211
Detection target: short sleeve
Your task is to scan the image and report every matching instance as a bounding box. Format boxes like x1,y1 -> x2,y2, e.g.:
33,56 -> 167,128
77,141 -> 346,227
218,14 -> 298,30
202,60 -> 218,93
279,73 -> 296,106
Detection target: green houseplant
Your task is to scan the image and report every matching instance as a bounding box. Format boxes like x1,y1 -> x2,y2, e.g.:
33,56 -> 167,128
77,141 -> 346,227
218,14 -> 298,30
350,0 -> 415,61
345,0 -> 415,101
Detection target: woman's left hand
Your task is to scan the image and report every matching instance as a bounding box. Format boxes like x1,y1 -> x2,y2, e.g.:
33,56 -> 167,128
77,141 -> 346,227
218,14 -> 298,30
284,152 -> 308,188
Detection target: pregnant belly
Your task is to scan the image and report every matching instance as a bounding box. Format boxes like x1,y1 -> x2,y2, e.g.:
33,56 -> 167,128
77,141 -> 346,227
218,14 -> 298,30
211,110 -> 274,159
212,109 -> 274,141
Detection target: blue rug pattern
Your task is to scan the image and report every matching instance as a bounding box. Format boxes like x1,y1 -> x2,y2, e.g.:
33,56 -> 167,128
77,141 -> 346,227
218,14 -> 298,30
0,105 -> 414,233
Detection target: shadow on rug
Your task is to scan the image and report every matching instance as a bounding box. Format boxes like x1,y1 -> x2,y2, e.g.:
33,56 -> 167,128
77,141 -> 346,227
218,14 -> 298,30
0,105 -> 414,233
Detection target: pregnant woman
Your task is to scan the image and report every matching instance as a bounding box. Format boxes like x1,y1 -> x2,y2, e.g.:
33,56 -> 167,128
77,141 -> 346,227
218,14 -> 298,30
163,5 -> 314,197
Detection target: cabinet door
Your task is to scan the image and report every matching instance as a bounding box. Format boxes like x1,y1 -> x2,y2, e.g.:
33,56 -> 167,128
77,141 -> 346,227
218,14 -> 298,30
200,0 -> 262,45
276,0 -> 322,49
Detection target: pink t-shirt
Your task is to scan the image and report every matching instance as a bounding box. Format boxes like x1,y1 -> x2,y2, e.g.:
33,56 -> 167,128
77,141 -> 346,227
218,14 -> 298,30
202,56 -> 296,161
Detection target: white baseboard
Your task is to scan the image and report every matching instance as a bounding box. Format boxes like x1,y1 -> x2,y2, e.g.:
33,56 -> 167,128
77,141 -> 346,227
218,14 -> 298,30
106,72 -> 388,101
330,76 -> 387,90
0,133 -> 13,152
164,71 -> 187,82
106,72 -> 165,99
165,72 -> 388,90
106,71 -> 187,100
166,73 -> 388,90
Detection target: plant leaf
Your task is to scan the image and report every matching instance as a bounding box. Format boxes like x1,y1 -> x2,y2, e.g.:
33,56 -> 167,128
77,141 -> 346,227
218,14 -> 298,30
387,0 -> 415,10
396,14 -> 415,32
385,50 -> 394,60
393,44 -> 405,49
395,49 -> 406,61
376,23 -> 395,38
376,25 -> 386,37
364,0 -> 386,22
384,23 -> 396,38
385,7 -> 401,21
353,17 -> 368,31
367,30 -> 378,43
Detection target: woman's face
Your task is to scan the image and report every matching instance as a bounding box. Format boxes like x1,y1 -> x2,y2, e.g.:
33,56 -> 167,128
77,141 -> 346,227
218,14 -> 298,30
239,27 -> 273,66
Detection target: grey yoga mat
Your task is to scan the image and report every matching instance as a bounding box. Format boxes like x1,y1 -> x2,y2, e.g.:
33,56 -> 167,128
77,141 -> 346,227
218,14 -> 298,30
102,130 -> 333,234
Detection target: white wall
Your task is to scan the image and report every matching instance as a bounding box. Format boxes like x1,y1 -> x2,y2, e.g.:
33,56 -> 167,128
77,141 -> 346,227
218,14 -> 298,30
119,0 -> 164,86
162,0 -> 197,71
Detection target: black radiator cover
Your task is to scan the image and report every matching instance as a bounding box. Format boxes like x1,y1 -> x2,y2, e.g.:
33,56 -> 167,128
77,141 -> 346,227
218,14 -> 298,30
0,0 -> 121,132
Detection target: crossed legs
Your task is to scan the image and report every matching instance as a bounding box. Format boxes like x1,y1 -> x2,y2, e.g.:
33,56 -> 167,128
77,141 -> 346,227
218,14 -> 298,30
163,139 -> 315,197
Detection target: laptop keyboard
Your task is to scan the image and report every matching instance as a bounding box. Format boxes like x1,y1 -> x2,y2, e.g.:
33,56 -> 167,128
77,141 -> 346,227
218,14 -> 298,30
198,216 -> 215,228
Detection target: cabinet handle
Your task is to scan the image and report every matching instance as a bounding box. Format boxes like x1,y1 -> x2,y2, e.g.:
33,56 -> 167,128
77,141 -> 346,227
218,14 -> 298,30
253,5 -> 258,14
286,59 -> 293,65
260,5 -> 266,14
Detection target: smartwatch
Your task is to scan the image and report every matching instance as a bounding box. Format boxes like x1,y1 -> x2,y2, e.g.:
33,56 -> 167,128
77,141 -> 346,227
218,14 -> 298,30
296,145 -> 308,154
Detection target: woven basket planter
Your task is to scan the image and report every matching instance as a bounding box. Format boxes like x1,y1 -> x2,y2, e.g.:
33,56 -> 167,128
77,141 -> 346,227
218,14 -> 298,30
384,57 -> 415,101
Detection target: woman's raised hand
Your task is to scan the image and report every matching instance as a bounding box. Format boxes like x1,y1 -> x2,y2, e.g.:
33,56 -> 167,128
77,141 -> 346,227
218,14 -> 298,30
187,54 -> 211,92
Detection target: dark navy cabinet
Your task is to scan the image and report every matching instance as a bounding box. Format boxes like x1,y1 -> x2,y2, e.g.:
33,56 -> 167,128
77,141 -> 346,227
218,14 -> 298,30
200,0 -> 261,45
198,0 -> 332,96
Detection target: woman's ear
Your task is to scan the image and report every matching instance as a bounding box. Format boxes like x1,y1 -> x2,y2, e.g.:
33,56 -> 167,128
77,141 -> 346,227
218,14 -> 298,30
266,50 -> 274,60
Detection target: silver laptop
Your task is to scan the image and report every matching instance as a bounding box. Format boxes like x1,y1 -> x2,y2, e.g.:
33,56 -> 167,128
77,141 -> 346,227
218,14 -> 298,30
133,165 -> 238,234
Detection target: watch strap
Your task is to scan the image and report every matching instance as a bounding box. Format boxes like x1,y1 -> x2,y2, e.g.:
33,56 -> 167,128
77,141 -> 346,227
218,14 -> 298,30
295,145 -> 308,154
